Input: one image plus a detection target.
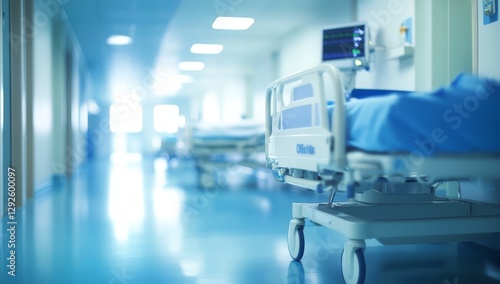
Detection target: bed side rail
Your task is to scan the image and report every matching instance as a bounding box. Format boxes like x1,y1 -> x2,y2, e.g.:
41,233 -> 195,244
265,64 -> 346,174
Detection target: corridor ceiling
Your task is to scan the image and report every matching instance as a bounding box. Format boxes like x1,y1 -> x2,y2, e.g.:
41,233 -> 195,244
62,0 -> 343,100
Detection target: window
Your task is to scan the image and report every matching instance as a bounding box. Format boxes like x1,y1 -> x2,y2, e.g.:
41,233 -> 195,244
154,104 -> 180,133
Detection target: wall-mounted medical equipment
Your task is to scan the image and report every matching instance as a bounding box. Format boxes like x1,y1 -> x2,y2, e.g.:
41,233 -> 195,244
484,0 -> 497,16
385,17 -> 414,60
322,22 -> 373,99
322,22 -> 372,72
483,0 -> 499,24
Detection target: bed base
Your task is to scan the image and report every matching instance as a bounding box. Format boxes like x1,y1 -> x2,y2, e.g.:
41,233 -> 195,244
279,152 -> 500,284
288,198 -> 500,284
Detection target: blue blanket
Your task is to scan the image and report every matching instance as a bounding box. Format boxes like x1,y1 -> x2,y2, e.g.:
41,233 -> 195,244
338,74 -> 500,154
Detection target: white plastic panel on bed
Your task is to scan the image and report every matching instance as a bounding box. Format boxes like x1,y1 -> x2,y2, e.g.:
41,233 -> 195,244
266,65 -> 345,172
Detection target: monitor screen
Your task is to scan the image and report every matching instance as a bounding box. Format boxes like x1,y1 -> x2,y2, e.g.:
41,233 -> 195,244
322,23 -> 367,69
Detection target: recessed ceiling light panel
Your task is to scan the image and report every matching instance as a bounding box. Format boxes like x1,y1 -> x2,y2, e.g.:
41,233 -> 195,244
107,35 -> 132,45
212,17 -> 255,30
190,44 -> 224,54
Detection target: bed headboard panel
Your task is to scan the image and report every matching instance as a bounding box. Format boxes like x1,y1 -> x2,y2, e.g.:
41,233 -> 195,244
265,64 -> 347,172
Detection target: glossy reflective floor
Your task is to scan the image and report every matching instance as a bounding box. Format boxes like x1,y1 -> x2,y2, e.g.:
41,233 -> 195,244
2,155 -> 500,284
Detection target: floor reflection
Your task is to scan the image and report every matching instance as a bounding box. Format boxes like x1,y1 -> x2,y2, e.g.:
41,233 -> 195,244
1,156 -> 500,283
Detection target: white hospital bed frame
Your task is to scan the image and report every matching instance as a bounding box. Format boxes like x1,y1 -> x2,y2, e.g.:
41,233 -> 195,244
265,64 -> 500,284
189,124 -> 266,187
190,134 -> 264,157
189,121 -> 265,156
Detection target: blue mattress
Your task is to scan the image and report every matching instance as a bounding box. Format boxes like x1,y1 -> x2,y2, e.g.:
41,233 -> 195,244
336,73 -> 500,154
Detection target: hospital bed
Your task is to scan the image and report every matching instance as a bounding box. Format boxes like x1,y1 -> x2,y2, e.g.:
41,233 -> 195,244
189,121 -> 266,187
159,134 -> 179,158
265,64 -> 500,284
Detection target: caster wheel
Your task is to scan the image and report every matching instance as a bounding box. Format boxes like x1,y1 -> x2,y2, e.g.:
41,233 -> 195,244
341,247 -> 366,284
288,219 -> 305,261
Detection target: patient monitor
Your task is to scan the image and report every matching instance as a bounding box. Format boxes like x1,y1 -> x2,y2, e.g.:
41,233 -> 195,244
322,22 -> 371,70
322,22 -> 373,97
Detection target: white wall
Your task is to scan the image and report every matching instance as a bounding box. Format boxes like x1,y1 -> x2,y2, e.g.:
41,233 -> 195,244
251,51 -> 277,122
415,0 -> 473,91
221,78 -> 246,121
356,0 -> 416,90
449,0 -> 474,80
250,1 -> 355,121
278,27 -> 325,77
30,1 -> 92,189
67,42 -> 90,173
0,1 -> 4,214
477,0 -> 500,80
197,76 -> 246,124
277,1 -> 355,77
463,0 -> 500,204
33,11 -> 55,186
49,20 -> 68,177
355,0 -> 473,91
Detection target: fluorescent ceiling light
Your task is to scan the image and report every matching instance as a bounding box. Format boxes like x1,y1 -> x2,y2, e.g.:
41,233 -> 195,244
107,35 -> 132,45
212,17 -> 255,30
190,44 -> 224,54
178,61 -> 205,71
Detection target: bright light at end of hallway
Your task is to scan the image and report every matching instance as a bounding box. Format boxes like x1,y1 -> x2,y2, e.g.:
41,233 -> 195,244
154,104 -> 180,133
154,157 -> 168,172
110,153 -> 144,164
201,93 -> 221,123
109,104 -> 143,133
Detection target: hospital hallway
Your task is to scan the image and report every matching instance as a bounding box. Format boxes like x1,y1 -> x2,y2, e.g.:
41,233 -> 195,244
1,155 -> 499,284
